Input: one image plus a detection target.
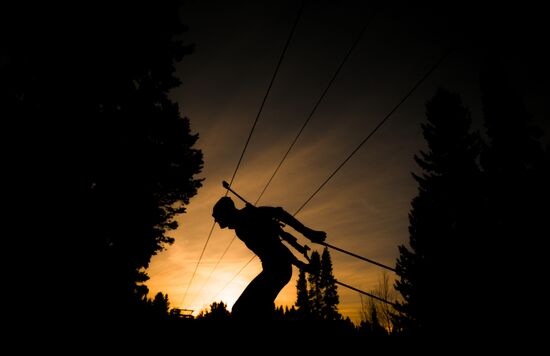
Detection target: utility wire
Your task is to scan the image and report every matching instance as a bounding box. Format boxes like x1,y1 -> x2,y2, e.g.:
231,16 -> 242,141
189,235 -> 237,307
179,222 -> 216,307
293,49 -> 451,216
255,8 -> 378,205
226,0 -> 305,190
182,1 -> 305,308
203,11 -> 451,311
212,254 -> 257,302
206,6 -> 379,303
214,256 -> 397,308
205,6 -> 382,302
207,50 -> 451,310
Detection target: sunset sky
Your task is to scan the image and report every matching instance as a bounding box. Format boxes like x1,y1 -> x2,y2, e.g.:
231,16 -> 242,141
144,1 -> 548,323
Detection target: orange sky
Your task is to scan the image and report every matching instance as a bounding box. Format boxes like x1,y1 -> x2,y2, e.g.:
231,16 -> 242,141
145,121 -> 418,323
144,1 -> 548,324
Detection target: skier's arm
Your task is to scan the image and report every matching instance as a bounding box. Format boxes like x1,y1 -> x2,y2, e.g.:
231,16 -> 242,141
269,207 -> 326,243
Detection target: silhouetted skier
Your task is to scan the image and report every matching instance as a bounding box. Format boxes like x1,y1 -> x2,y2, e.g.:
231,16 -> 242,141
212,196 -> 326,320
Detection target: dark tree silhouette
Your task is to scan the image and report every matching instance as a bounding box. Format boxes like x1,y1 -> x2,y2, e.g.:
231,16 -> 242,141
360,272 -> 396,335
359,301 -> 387,339
480,57 -> 549,333
295,248 -> 341,321
196,301 -> 231,321
295,268 -> 311,317
2,3 -> 203,327
150,292 -> 171,320
319,247 -> 341,320
394,88 -> 484,339
307,251 -> 323,318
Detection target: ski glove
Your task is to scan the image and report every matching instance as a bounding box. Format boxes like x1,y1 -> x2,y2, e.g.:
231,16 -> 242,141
304,229 -> 326,243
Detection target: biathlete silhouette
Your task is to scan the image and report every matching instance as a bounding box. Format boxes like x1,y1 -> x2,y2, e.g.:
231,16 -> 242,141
212,181 -> 326,320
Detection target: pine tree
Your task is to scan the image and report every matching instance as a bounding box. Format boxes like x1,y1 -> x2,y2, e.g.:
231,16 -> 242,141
307,251 -> 323,319
151,292 -> 171,320
295,268 -> 311,317
480,57 -> 549,331
394,88 -> 483,338
2,3 -> 204,324
296,248 -> 341,321
319,247 -> 341,320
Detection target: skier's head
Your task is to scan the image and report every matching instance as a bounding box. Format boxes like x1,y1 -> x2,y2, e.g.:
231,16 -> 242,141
212,196 -> 237,229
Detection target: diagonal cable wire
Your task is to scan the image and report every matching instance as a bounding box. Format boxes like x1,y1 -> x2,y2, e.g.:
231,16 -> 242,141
179,221 -> 216,308
189,233 -> 238,306
255,8 -> 378,205
203,47 -> 451,313
203,23 -> 451,312
181,1 -> 305,309
204,48 -> 451,309
293,49 -> 452,216
225,0 -> 305,190
211,254 -> 257,302
203,4 -> 379,304
201,6 -> 451,309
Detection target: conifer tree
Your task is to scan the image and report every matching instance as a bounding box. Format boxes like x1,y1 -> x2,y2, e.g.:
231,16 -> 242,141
307,251 -> 323,319
319,247 -> 341,320
295,268 -> 311,317
151,292 -> 171,319
480,57 -> 549,329
394,88 -> 483,337
296,248 -> 342,321
2,3 -> 204,323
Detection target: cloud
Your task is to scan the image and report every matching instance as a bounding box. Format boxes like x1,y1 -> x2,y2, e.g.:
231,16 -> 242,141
146,99 -> 420,323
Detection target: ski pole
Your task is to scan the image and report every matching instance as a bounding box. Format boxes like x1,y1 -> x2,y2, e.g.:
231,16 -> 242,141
319,241 -> 395,272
